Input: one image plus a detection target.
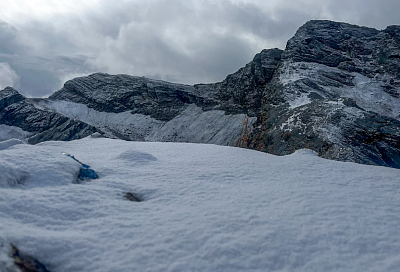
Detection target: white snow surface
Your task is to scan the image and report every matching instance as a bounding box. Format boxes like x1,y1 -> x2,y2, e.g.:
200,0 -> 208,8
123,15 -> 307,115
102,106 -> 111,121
38,100 -> 254,146
0,125 -> 31,142
0,138 -> 400,272
0,139 -> 25,151
288,93 -> 311,109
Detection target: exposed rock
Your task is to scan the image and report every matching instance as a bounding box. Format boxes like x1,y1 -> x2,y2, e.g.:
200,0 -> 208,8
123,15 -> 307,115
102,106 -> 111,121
248,20 -> 400,168
123,192 -> 142,202
214,48 -> 283,116
0,88 -> 98,144
10,244 -> 50,272
0,87 -> 24,111
49,73 -> 220,121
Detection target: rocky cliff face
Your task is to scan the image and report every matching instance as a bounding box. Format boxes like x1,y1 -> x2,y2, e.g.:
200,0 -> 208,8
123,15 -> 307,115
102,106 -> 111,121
248,21 -> 400,168
1,20 -> 399,168
0,87 -> 97,144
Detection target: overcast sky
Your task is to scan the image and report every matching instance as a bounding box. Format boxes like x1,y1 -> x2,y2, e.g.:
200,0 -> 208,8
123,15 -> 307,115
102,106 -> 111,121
0,0 -> 399,97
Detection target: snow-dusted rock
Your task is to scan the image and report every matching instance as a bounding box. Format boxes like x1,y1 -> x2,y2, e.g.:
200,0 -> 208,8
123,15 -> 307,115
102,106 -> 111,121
0,88 -> 98,144
249,20 -> 400,168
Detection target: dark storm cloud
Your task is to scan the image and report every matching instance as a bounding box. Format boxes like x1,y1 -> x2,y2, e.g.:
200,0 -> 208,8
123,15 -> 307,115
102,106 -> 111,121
89,0 -> 272,84
0,0 -> 399,97
324,0 -> 400,29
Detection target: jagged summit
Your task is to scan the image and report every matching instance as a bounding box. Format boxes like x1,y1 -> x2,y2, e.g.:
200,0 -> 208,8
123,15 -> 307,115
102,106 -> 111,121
1,20 -> 400,168
0,87 -> 25,110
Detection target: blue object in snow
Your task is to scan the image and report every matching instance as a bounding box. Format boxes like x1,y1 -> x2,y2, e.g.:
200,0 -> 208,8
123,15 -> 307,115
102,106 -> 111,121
79,168 -> 99,179
63,153 -> 99,180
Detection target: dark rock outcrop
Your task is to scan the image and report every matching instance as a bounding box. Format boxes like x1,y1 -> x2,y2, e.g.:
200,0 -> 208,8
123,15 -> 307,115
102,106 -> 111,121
50,73 -> 219,121
0,87 -> 97,144
123,192 -> 142,202
247,20 -> 400,168
10,244 -> 51,272
0,87 -> 24,111
213,48 -> 283,116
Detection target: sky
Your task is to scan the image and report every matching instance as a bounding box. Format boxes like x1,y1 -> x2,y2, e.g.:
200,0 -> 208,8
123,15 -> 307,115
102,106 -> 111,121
0,0 -> 399,97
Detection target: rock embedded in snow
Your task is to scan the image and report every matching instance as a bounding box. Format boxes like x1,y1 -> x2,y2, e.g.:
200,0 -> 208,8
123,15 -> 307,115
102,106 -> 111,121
10,244 -> 51,272
123,192 -> 142,202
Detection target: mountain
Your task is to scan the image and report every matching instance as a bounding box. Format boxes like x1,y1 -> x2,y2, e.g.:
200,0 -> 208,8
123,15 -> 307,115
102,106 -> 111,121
0,20 -> 399,168
248,20 -> 400,168
0,87 -> 97,144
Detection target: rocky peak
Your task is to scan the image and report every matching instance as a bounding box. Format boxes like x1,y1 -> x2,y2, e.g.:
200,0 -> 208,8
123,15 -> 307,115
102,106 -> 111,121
249,20 -> 400,168
384,25 -> 400,37
284,20 -> 380,68
0,87 -> 25,111
216,48 -> 283,116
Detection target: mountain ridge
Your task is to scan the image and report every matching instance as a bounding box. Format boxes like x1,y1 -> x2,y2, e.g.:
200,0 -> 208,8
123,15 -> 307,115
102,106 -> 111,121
1,20 -> 400,168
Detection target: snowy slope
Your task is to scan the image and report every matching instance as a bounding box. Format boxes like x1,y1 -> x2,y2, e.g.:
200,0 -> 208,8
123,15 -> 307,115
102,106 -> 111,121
0,137 -> 399,271
38,100 -> 254,146
0,125 -> 31,142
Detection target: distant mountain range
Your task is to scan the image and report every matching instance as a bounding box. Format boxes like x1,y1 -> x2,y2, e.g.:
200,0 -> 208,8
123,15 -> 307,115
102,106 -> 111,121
1,20 -> 400,168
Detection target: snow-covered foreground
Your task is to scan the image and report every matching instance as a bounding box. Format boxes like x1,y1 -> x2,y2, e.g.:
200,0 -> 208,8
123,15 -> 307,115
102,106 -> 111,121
0,137 -> 400,272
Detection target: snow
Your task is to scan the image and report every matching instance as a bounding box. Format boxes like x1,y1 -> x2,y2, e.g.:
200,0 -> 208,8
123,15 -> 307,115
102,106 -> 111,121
149,104 -> 256,146
36,100 -> 164,140
37,100 -> 255,146
0,143 -> 80,188
0,139 -> 25,151
279,61 -> 400,119
0,125 -> 31,142
279,61 -> 308,86
279,111 -> 305,132
1,137 -> 400,272
288,93 -> 311,109
342,73 -> 400,120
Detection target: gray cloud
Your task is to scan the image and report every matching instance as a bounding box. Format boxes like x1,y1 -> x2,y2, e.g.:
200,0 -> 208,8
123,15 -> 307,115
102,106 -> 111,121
0,62 -> 19,90
0,0 -> 399,97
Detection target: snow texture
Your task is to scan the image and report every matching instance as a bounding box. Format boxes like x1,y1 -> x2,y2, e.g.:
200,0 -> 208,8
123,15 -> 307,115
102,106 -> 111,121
0,139 -> 25,151
0,138 -> 400,272
0,125 -> 31,142
0,143 -> 80,188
